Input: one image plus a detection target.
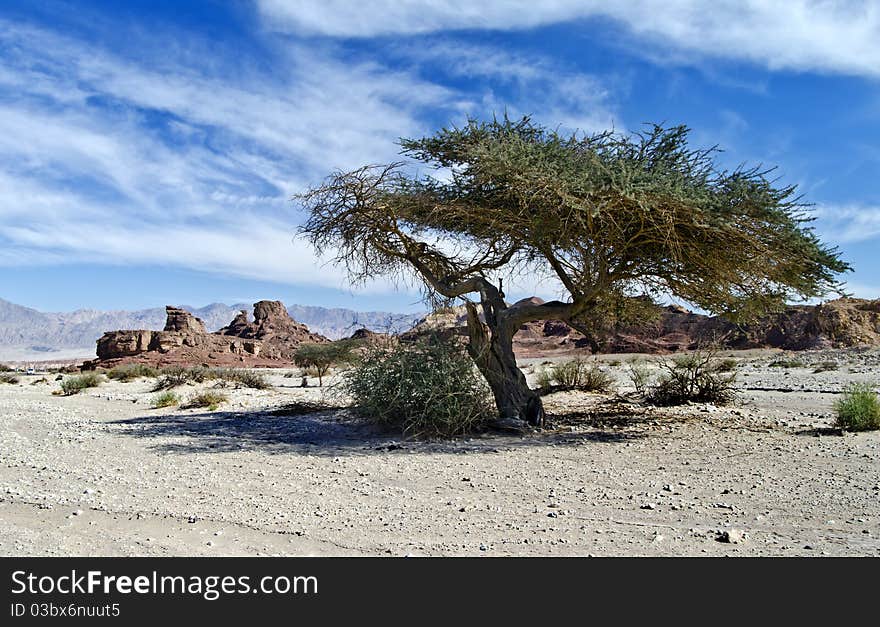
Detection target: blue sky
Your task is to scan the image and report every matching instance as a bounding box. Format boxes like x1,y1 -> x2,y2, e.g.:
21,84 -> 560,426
0,1 -> 878,313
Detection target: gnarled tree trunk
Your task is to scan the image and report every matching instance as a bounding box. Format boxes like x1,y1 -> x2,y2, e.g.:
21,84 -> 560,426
464,302 -> 542,424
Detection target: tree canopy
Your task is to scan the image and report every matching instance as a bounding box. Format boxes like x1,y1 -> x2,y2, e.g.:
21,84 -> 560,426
298,116 -> 849,424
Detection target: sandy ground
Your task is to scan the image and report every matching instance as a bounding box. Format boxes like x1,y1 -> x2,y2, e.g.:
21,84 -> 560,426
1,348 -> 878,556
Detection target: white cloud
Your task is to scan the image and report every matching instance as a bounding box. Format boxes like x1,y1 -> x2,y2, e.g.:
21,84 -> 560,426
813,204 -> 880,243
257,0 -> 880,79
0,15 -> 623,297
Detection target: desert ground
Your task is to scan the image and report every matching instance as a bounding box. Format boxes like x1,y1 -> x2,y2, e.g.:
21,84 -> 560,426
1,348 -> 878,557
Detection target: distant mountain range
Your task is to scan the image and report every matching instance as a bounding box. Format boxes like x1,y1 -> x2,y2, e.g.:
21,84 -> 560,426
0,298 -> 423,361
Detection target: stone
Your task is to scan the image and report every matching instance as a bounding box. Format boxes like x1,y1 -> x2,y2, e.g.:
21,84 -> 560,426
716,529 -> 746,544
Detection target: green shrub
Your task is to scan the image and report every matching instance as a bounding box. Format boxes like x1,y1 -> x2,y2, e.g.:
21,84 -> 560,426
647,352 -> 736,406
186,390 -> 228,411
343,338 -> 493,437
534,366 -> 554,390
106,363 -> 158,382
151,390 -> 181,408
1,372 -> 20,384
61,373 -> 103,395
546,358 -> 614,392
154,366 -> 206,389
715,358 -> 738,373
0,363 -> 12,372
834,383 -> 880,431
627,361 -> 653,396
210,368 -> 271,390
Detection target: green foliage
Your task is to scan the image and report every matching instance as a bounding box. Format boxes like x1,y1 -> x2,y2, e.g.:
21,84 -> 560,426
834,384 -> 880,431
343,338 -> 493,437
294,340 -> 359,386
154,366 -> 271,390
534,366 -> 554,390
0,372 -> 20,384
186,390 -> 228,411
540,358 -> 614,392
646,352 -> 737,406
151,390 -> 181,408
715,358 -> 738,372
302,116 -> 848,325
626,361 -> 654,396
210,368 -> 272,390
61,373 -> 103,395
0,363 -> 12,372
106,363 -> 158,382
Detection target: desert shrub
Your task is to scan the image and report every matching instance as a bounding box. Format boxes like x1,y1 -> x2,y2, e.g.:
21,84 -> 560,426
627,361 -> 653,396
30,377 -> 49,385
210,368 -> 271,390
0,363 -> 12,372
294,340 -> 360,386
1,372 -> 20,384
60,373 -> 103,395
813,361 -> 839,373
834,383 -> 880,431
715,358 -> 738,372
106,363 -> 158,382
608,359 -> 622,367
343,338 -> 493,437
646,352 -> 736,406
186,390 -> 228,411
547,358 -> 614,392
534,366 -> 554,390
151,390 -> 181,408
154,366 -> 207,389
769,358 -> 805,369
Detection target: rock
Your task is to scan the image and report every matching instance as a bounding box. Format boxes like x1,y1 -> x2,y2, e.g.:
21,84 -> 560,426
87,300 -> 329,369
716,529 -> 746,544
163,306 -> 206,334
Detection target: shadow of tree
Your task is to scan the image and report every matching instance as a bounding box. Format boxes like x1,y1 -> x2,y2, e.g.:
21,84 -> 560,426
109,402 -> 648,457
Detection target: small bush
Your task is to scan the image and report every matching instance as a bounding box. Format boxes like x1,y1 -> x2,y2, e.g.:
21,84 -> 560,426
1,372 -> 20,384
834,383 -> 880,431
151,390 -> 181,408
343,338 -> 493,437
61,373 -> 103,395
715,358 -> 738,372
154,366 -> 207,389
211,368 -> 271,390
534,366 -> 554,390
813,361 -> 839,373
547,359 -> 613,392
769,358 -> 805,369
0,363 -> 12,372
646,352 -> 736,406
627,361 -> 653,396
186,390 -> 228,411
106,363 -> 158,382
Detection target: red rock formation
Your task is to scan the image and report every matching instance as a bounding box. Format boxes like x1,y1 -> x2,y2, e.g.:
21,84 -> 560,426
85,300 -> 328,369
406,297 -> 880,356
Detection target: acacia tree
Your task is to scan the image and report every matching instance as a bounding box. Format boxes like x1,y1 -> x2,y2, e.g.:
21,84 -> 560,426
298,117 -> 848,425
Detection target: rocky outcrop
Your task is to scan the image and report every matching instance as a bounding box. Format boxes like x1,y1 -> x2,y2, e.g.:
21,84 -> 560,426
406,297 -> 880,356
163,306 -> 207,334
87,300 -> 328,369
